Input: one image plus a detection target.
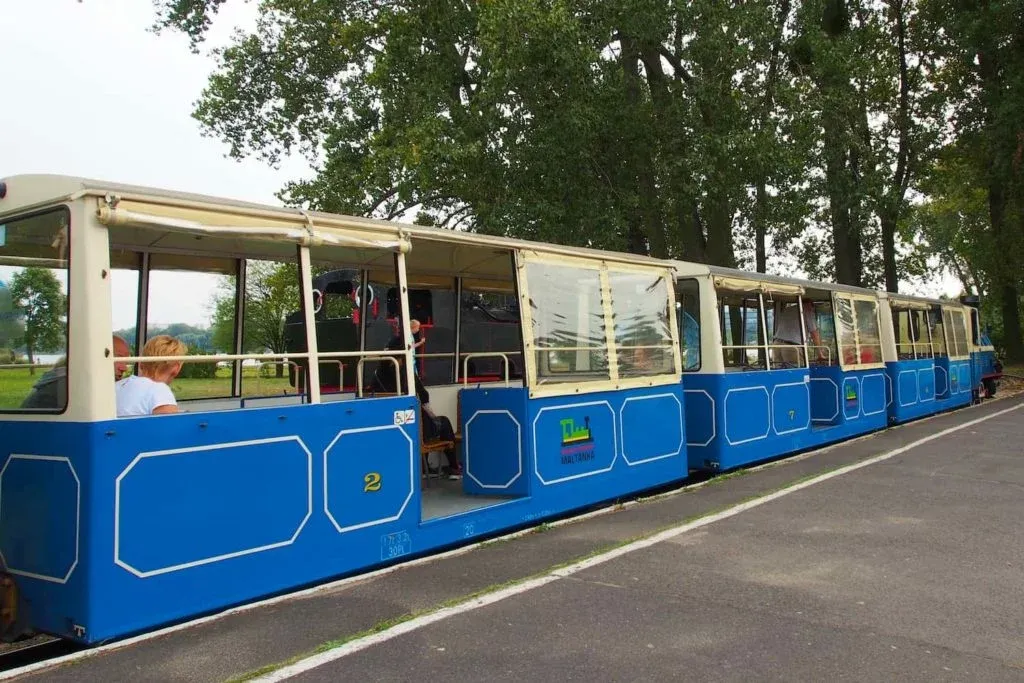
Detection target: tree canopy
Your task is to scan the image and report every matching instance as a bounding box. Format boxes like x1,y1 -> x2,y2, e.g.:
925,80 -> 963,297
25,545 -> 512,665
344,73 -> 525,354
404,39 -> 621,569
9,267 -> 66,372
155,0 -> 1024,362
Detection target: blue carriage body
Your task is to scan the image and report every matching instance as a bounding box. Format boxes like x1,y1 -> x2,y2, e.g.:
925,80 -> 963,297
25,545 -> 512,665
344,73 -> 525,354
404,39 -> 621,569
1,383 -> 687,643
682,366 -> 887,472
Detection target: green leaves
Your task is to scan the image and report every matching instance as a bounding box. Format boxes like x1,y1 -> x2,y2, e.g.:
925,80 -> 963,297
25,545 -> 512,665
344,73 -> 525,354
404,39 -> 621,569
8,267 -> 66,363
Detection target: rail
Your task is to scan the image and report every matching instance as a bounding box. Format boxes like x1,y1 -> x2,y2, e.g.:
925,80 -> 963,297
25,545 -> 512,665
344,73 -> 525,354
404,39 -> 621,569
895,342 -> 935,359
720,343 -> 833,369
254,361 -> 303,397
355,356 -> 403,398
462,353 -> 511,386
114,350 -> 409,400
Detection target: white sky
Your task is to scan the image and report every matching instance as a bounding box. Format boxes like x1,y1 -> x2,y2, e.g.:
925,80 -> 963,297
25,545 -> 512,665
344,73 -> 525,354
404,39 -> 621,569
0,1 -> 308,329
0,1 -> 960,332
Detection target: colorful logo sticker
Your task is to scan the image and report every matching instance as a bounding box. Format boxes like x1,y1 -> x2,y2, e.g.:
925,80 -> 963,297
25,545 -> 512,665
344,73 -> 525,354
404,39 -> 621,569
559,417 -> 595,464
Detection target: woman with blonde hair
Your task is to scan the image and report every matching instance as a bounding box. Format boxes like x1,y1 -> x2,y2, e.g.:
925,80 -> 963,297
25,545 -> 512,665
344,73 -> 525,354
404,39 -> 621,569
115,335 -> 187,416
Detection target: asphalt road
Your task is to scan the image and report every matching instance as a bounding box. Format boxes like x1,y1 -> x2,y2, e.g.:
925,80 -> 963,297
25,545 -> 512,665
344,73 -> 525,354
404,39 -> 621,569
291,404 -> 1024,682
15,396 -> 1024,682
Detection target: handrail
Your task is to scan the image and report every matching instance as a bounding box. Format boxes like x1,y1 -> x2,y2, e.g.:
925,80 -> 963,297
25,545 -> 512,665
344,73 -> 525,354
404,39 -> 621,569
317,360 -> 344,392
255,361 -> 302,396
805,345 -> 833,365
720,343 -> 834,368
462,353 -> 510,386
356,356 -> 403,398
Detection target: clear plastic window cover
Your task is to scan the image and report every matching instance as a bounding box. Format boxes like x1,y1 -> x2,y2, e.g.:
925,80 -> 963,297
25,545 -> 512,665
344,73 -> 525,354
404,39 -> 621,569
834,296 -> 857,354
0,209 -> 70,413
608,272 -> 676,377
526,261 -> 609,382
951,310 -> 969,356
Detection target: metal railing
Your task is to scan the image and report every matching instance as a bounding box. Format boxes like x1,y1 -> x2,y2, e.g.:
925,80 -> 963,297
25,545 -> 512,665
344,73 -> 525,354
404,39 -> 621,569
720,343 -> 834,370
462,353 -> 512,386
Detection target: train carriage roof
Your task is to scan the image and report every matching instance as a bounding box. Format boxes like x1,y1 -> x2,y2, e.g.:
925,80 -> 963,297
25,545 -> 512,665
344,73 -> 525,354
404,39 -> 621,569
0,175 -> 674,281
674,260 -> 883,298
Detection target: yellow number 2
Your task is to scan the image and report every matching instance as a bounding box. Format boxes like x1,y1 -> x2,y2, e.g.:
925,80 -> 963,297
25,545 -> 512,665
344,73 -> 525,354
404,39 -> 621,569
364,472 -> 382,492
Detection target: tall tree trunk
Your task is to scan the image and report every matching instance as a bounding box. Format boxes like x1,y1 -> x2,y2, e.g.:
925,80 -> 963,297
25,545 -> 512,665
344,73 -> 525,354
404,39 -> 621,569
998,284 -> 1023,362
619,36 -> 666,258
753,0 -> 792,274
879,0 -> 911,294
978,34 -> 1024,363
880,211 -> 900,293
754,183 -> 768,273
27,341 -> 35,376
823,133 -> 863,286
987,184 -> 1024,362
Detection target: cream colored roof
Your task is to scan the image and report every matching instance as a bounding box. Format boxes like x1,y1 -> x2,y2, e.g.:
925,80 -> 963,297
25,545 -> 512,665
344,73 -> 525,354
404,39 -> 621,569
0,174 -> 671,272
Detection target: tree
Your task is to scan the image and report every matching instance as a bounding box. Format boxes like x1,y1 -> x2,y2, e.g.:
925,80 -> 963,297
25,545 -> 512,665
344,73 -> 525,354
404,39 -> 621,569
211,261 -> 301,377
0,282 -> 25,351
9,268 -> 66,374
155,0 -> 814,271
919,0 -> 1024,363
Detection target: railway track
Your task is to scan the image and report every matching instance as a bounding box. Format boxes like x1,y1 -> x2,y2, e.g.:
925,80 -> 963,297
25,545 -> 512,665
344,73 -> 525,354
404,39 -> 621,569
0,637 -> 81,675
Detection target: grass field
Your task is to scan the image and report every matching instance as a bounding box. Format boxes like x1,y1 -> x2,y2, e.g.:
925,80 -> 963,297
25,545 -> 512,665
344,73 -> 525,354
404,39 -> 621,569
0,365 -> 296,410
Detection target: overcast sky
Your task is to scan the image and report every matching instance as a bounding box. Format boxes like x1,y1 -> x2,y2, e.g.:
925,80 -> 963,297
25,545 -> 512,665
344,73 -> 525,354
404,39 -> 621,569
1,1 -> 958,332
0,1 -> 309,329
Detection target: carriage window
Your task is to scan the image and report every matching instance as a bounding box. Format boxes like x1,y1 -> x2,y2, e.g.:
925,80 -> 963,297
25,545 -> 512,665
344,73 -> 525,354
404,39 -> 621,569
950,309 -> 969,357
811,301 -> 838,365
412,285 -> 456,386
894,307 -> 931,359
610,272 -> 675,378
854,300 -> 882,364
110,250 -> 141,353
676,279 -> 701,371
834,294 -> 882,367
719,295 -> 767,370
0,208 -> 70,412
834,296 -> 858,366
148,254 -> 236,400
768,299 -> 812,368
460,286 -> 521,383
303,268 -> 359,392
525,262 -> 609,383
930,308 -> 948,357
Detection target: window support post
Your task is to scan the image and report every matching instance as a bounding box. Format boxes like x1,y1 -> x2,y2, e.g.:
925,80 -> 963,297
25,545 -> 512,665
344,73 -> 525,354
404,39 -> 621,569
395,251 -> 416,399
759,292 -> 771,371
297,245 -> 321,404
798,295 -> 809,368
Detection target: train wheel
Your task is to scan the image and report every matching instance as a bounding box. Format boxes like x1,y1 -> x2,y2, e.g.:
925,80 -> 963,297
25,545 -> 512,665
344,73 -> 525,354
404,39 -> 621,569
983,378 -> 998,398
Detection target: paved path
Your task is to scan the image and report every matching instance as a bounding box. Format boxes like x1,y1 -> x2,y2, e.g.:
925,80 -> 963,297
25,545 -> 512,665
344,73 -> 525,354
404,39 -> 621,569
14,397 -> 1024,682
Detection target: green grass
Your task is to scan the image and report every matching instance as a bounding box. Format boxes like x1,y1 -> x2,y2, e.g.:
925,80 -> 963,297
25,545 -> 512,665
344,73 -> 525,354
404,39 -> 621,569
0,365 -> 297,409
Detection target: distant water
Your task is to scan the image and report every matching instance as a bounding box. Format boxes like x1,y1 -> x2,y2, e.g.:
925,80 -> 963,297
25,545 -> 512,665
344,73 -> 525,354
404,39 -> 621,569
29,353 -> 64,365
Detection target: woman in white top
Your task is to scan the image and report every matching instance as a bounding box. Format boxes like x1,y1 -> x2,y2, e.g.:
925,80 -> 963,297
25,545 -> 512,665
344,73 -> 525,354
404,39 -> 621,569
115,335 -> 187,417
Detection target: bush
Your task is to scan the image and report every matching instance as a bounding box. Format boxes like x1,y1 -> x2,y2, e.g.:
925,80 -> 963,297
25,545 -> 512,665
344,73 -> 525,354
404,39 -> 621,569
176,351 -> 219,379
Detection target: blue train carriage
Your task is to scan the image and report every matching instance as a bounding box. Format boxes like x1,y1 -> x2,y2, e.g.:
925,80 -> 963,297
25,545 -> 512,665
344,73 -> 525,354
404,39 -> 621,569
0,175 -> 688,644
960,295 -> 1003,398
878,293 -> 975,423
673,264 -> 890,472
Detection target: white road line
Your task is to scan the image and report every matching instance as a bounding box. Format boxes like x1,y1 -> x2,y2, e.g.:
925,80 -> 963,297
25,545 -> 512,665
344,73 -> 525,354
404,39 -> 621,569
249,400 -> 1024,682
3,398 -> 1018,681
